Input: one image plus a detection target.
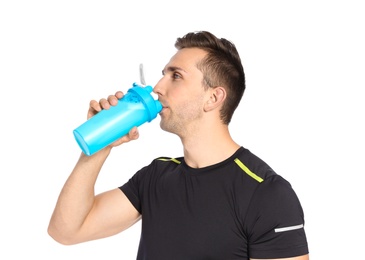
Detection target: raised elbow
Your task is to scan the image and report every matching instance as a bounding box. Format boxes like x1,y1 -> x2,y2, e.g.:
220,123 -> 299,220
47,224 -> 78,245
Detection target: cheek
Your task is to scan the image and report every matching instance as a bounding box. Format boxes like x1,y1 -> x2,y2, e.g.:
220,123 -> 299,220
167,86 -> 206,113
176,94 -> 205,116
170,88 -> 186,98
168,90 -> 189,108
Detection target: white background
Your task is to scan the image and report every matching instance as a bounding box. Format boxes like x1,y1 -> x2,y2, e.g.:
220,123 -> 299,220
1,1 -> 364,259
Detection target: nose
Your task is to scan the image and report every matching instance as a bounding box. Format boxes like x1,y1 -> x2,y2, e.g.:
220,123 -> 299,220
153,77 -> 164,96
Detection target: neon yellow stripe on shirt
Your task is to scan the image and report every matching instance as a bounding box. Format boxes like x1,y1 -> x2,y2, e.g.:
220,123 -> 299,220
157,158 -> 181,164
234,158 -> 264,183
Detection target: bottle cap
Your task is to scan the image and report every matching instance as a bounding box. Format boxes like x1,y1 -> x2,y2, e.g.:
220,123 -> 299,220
130,83 -> 162,121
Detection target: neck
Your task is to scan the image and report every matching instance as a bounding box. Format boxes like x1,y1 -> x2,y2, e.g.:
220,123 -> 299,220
180,123 -> 240,168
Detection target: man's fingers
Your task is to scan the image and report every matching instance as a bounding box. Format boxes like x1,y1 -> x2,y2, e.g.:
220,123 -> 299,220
129,127 -> 139,140
115,91 -> 124,99
89,99 -> 102,112
99,98 -> 111,109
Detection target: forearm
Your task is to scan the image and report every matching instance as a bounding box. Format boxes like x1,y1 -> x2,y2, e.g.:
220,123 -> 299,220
48,147 -> 111,244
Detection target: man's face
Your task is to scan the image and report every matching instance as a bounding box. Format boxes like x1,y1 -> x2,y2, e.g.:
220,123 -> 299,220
153,48 -> 209,137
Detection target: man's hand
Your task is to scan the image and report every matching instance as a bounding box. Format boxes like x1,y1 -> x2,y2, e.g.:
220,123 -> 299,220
87,91 -> 139,148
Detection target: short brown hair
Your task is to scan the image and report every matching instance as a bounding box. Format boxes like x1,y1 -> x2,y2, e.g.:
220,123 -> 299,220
175,31 -> 245,124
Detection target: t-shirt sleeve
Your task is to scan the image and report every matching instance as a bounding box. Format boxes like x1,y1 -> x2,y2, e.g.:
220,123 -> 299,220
245,175 -> 309,258
119,166 -> 148,214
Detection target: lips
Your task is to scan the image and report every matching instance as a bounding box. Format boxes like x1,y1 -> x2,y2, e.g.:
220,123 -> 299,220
159,104 -> 168,115
158,101 -> 167,109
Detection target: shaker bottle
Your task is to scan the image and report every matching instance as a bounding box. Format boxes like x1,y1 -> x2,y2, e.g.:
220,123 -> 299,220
73,82 -> 162,156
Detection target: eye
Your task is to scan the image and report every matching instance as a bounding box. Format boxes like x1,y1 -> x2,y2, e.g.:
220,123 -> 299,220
172,72 -> 181,79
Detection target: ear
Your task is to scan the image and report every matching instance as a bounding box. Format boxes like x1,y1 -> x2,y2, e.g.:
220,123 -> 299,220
204,86 -> 226,112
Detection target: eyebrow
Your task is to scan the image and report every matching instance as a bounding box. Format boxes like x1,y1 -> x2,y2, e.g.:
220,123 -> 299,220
162,66 -> 186,75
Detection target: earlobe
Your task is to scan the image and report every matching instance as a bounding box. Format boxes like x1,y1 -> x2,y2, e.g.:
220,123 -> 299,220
204,87 -> 226,112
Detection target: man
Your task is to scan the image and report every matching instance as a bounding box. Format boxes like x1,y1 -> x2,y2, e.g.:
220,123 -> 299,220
48,31 -> 309,259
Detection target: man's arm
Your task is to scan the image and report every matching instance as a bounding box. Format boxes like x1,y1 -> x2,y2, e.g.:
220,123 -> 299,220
48,91 -> 141,245
48,148 -> 141,245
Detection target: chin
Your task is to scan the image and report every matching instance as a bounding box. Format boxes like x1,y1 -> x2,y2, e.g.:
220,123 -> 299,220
160,121 -> 175,134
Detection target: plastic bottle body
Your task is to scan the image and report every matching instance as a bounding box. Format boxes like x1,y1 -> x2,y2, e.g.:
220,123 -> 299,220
73,84 -> 162,156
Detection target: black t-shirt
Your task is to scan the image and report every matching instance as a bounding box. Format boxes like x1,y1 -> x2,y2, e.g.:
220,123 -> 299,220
120,147 -> 309,259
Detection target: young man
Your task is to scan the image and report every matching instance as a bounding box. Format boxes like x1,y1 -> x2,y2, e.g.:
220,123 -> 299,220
48,31 -> 309,259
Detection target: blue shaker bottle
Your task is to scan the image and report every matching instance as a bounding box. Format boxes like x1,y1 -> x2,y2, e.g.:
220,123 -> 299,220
73,83 -> 162,156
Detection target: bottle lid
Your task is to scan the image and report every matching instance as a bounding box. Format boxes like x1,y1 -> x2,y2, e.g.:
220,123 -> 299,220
129,83 -> 162,121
